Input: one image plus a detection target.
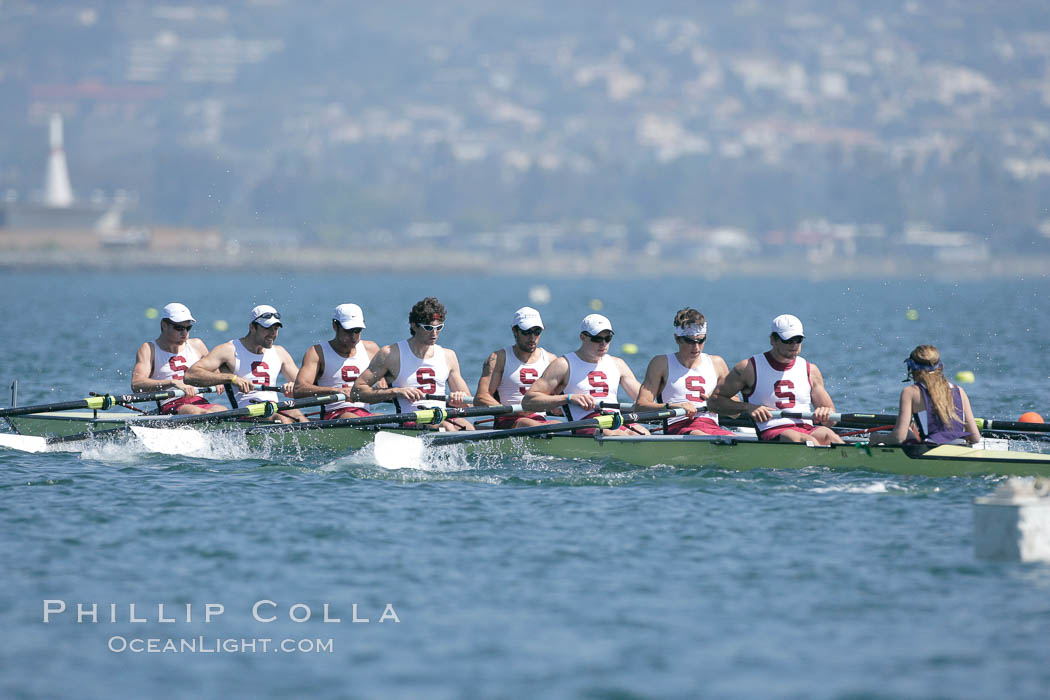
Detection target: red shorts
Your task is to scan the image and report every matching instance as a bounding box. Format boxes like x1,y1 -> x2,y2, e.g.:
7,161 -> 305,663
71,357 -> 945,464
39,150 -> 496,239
493,412 -> 552,429
324,406 -> 374,420
665,416 -> 733,436
759,422 -> 821,441
160,395 -> 224,415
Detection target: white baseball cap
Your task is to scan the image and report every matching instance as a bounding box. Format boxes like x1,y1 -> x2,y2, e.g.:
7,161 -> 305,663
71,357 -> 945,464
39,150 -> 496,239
513,306 -> 544,330
162,302 -> 195,323
334,303 -> 366,329
771,314 -> 804,340
250,304 -> 283,328
580,313 -> 613,335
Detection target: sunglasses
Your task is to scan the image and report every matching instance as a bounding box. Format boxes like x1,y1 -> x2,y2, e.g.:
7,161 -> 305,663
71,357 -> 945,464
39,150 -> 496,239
419,323 -> 444,332
778,335 -> 803,345
585,333 -> 614,344
518,327 -> 542,336
170,323 -> 193,333
341,327 -> 363,334
677,336 -> 706,346
254,312 -> 281,322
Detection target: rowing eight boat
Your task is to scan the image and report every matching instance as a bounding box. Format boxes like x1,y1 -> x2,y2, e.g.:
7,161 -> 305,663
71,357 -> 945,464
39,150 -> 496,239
6,409 -> 1050,477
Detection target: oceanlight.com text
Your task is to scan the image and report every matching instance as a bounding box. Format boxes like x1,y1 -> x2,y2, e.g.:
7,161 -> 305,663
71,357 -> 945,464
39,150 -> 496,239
107,636 -> 334,654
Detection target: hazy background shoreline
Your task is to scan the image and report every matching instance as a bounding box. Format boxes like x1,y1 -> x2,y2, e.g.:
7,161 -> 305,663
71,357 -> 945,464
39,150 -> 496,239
3,1 -> 1050,275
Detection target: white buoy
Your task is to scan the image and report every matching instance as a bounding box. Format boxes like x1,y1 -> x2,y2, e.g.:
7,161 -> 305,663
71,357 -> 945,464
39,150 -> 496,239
974,478 -> 1050,561
528,285 -> 551,305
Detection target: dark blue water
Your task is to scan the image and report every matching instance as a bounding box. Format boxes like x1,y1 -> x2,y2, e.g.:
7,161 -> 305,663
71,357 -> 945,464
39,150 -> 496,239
2,271 -> 1049,699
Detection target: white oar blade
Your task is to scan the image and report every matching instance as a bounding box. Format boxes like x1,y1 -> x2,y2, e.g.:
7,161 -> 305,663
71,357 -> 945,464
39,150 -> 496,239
373,431 -> 426,470
130,426 -> 210,455
0,432 -> 50,453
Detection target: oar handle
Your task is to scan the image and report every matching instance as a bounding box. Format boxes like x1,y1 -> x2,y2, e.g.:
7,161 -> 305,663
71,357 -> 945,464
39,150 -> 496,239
773,409 -> 845,422
598,401 -> 635,410
422,394 -> 474,403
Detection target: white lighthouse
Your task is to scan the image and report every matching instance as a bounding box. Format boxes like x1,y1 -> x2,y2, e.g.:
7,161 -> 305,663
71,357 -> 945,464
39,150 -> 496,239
44,113 -> 74,208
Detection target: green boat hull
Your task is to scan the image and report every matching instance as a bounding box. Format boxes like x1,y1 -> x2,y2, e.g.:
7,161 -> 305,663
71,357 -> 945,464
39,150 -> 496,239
196,424 -> 1050,478
8,412 -> 1050,477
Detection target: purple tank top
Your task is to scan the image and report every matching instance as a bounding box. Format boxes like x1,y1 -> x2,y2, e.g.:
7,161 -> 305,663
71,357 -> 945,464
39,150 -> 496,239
916,383 -> 968,444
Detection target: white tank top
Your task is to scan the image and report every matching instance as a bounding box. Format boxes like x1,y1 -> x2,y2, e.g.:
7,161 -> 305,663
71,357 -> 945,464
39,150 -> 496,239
744,351 -> 813,432
495,346 -> 552,407
231,338 -> 282,405
662,352 -> 719,425
564,351 -> 620,420
150,341 -> 202,407
392,340 -> 449,412
317,340 -> 370,412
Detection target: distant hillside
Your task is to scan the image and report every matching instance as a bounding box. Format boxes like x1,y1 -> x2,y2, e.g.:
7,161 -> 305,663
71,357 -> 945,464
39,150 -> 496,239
1,0 -> 1049,255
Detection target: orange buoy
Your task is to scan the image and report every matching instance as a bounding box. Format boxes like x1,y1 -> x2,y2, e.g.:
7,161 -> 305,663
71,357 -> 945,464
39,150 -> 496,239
1018,412 -> 1045,424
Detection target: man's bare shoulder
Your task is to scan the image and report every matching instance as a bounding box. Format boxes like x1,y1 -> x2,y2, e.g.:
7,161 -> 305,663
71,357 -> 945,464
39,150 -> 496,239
370,342 -> 400,369
730,356 -> 753,373
645,353 -> 669,372
544,355 -> 569,374
207,340 -> 235,356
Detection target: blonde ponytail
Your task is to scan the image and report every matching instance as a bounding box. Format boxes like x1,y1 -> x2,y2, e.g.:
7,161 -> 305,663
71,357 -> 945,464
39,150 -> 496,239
907,345 -> 960,424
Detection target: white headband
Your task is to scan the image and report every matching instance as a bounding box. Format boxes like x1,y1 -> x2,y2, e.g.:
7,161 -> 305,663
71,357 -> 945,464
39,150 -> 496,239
674,323 -> 707,337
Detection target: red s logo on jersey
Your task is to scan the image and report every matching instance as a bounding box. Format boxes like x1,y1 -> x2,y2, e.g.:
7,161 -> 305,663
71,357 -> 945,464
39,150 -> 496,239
773,379 -> 795,409
251,361 -> 270,387
168,355 -> 188,380
685,375 -> 707,403
341,364 -> 361,386
416,367 -> 437,395
519,367 -> 539,395
587,371 -> 608,397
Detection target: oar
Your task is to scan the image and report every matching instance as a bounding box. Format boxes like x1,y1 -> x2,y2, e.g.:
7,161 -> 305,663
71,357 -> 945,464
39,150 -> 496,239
373,407 -> 686,470
720,409 -> 1050,439
0,389 -> 191,418
1,394 -> 348,452
783,410 -> 1050,436
974,417 -> 1050,434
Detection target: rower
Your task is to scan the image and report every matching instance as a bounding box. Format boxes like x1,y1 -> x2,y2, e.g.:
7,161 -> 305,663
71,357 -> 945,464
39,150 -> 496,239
474,306 -> 558,429
522,313 -> 650,436
878,344 -> 981,445
707,314 -> 843,444
184,304 -> 308,424
353,296 -> 474,431
130,302 -> 226,415
293,303 -> 380,419
634,307 -> 734,436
